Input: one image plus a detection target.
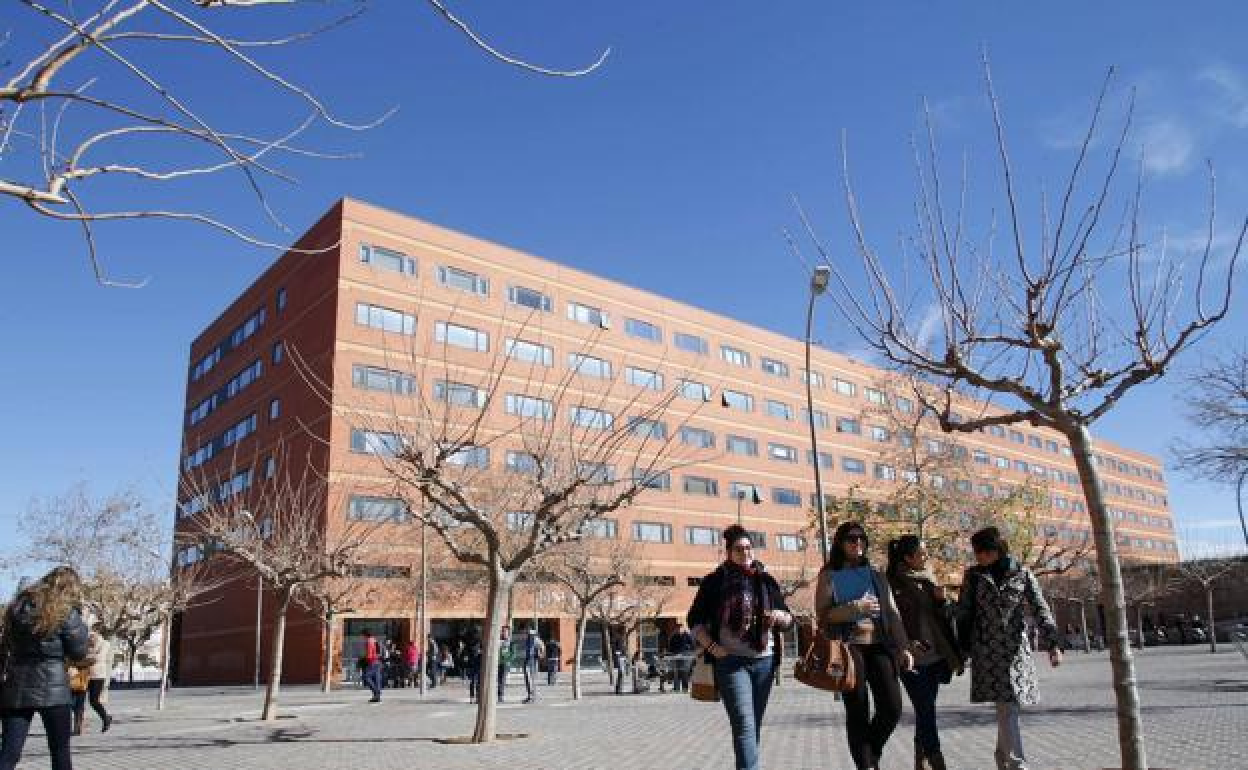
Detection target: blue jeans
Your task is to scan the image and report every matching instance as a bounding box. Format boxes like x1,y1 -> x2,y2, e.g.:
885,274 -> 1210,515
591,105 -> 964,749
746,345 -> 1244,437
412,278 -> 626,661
715,655 -> 776,770
900,660 -> 949,754
363,662 -> 383,698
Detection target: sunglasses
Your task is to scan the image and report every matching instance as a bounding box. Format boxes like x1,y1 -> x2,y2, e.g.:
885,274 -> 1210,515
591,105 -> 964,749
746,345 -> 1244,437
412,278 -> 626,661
842,533 -> 867,543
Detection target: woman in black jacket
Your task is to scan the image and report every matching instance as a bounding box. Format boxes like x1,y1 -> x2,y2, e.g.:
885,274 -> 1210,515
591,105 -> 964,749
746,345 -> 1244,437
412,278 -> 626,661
687,525 -> 794,770
0,566 -> 90,770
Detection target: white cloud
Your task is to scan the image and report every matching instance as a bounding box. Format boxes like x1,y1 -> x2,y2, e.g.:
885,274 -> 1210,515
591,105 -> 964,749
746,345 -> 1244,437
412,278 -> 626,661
914,302 -> 945,352
1136,119 -> 1194,175
1198,65 -> 1248,128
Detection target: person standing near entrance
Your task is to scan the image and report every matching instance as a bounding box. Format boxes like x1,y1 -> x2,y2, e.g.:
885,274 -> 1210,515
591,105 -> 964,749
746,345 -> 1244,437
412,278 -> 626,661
361,630 -> 383,703
496,626 -> 513,703
521,627 -> 544,703
545,636 -> 561,686
666,622 -> 695,692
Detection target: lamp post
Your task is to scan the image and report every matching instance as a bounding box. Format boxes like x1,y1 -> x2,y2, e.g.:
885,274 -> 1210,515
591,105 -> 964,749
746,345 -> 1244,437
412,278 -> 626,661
1136,601 -> 1154,651
735,487 -> 761,526
1070,597 -> 1091,653
805,265 -> 832,562
239,509 -> 263,690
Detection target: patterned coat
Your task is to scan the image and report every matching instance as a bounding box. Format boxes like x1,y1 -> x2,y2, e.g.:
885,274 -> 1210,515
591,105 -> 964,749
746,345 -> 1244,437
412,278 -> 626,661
956,560 -> 1059,705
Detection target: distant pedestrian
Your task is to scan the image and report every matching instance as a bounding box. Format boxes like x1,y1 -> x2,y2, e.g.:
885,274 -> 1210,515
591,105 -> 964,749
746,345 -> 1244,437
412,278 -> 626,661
0,565 -> 91,770
439,643 -> 454,685
497,626 -> 513,703
817,521 -> 914,770
688,525 -> 794,770
886,535 -> 961,770
426,636 -> 440,689
464,637 -> 481,703
666,623 -> 695,692
522,627 -> 544,703
361,630 -> 383,703
956,527 -> 1061,770
612,634 -> 628,695
545,636 -> 562,686
402,640 -> 419,687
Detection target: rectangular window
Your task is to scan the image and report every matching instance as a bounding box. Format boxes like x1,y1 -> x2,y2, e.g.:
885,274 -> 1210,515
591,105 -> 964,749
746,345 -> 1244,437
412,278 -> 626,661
995,455 -> 1010,469
224,360 -> 263,399
359,243 -> 416,275
348,496 -> 409,522
506,451 -> 541,474
834,379 -> 857,397
505,393 -> 554,420
437,265 -> 489,295
730,482 -> 762,501
1028,435 -> 1044,449
722,389 -> 754,412
506,511 -> 535,532
683,476 -> 719,496
581,518 -> 619,539
777,534 -> 807,552
1009,430 -> 1025,444
685,526 -> 720,546
445,445 -> 490,468
350,429 -> 404,456
747,531 -> 767,550
768,443 -> 798,463
625,366 -> 664,390
632,521 -> 673,543
836,417 -> 861,434
628,417 -> 668,440
222,413 -> 257,447
801,408 -> 830,430
726,435 -> 759,456
568,352 -> 612,379
842,457 -> 866,474
268,398 -> 281,421
571,406 -> 614,430
272,341 -> 284,365
505,338 -> 553,367
679,379 -> 711,402
972,449 -> 990,464
865,387 -> 888,405
633,468 -> 671,490
806,450 -> 834,469
896,396 -> 915,414
869,425 -> 890,443
264,455 -> 276,479
567,301 -> 610,329
673,331 -> 708,355
435,321 -> 489,351
766,400 -> 794,420
801,369 -> 825,388
760,357 -> 790,378
433,380 -> 487,408
356,302 -> 416,335
353,364 -> 415,394
874,463 -> 896,481
1045,439 -> 1059,453
977,483 -> 995,497
988,425 -> 1006,437
680,426 -> 715,449
771,487 -> 802,506
721,345 -> 751,367
276,288 -> 287,312
625,318 -> 662,343
1014,460 -> 1029,473
508,285 -> 552,312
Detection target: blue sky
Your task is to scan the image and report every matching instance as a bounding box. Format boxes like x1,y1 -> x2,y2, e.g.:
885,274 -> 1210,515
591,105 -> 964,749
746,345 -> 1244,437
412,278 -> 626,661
3,1 -> 1247,587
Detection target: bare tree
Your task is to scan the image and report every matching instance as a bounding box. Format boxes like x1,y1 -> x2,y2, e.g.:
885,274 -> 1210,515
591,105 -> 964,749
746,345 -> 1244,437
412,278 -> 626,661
181,459 -> 377,721
546,537 -> 636,699
295,573 -> 377,693
1173,554 -> 1243,653
795,59 -> 1243,769
1174,349 -> 1248,548
587,575 -> 674,688
3,0 -> 607,284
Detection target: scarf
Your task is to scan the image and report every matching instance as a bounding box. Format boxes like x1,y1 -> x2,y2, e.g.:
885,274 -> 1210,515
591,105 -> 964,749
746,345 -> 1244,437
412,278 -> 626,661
719,561 -> 772,653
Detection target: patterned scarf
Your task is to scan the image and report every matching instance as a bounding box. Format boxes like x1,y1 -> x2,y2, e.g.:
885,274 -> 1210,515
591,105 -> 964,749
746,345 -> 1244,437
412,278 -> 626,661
719,561 -> 773,652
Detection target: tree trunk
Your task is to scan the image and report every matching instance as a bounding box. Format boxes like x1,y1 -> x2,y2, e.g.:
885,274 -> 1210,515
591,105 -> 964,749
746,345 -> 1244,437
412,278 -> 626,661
1135,604 -> 1145,651
261,586 -> 294,721
572,608 -> 589,700
1207,586 -> 1218,654
157,614 -> 172,710
1069,424 -> 1148,769
322,611 -> 335,693
127,642 -> 136,684
471,563 -> 514,743
602,624 -> 616,687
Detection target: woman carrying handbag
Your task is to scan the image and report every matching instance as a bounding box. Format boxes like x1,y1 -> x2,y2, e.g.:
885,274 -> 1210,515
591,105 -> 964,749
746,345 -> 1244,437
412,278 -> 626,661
687,525 -> 793,770
816,522 -> 913,770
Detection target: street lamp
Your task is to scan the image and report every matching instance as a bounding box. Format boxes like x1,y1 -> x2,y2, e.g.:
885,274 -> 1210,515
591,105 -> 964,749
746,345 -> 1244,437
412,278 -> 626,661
1069,597 -> 1091,653
238,509 -> 263,690
805,265 -> 832,562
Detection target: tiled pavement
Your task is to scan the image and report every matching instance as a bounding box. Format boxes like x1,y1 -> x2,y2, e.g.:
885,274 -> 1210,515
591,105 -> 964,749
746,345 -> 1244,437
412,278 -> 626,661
18,645 -> 1248,769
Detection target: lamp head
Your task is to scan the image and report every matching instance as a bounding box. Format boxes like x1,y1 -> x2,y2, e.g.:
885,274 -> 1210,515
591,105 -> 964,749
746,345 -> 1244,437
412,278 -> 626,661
811,265 -> 831,294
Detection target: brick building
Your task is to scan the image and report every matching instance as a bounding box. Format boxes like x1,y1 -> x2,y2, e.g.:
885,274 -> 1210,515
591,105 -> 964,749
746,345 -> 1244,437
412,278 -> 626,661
172,199 -> 1178,685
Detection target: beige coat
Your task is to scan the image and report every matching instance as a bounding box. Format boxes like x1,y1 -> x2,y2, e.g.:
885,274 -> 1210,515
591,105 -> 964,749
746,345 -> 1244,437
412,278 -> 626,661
86,632 -> 111,680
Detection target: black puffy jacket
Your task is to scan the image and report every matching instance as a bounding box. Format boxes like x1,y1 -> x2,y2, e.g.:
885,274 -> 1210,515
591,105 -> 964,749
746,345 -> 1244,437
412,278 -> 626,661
0,597 -> 90,709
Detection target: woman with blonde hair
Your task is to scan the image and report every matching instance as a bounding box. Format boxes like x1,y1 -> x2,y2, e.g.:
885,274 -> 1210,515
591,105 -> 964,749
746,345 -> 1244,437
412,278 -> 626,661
0,566 -> 90,770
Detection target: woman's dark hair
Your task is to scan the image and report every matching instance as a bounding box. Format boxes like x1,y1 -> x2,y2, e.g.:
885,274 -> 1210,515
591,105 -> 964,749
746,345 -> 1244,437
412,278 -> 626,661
722,524 -> 751,551
828,521 -> 870,570
970,526 -> 1009,556
23,565 -> 83,636
886,535 -> 922,577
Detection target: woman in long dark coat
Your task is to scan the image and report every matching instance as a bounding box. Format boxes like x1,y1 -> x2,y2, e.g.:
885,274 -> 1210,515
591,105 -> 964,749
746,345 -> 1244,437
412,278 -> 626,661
956,527 -> 1061,770
0,566 -> 90,770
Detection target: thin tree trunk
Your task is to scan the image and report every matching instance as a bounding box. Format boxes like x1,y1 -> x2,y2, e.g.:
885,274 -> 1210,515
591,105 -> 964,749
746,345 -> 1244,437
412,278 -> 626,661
602,624 -> 616,687
1069,424 -> 1148,770
471,563 -> 513,743
157,614 -> 172,710
1207,586 -> 1218,654
261,586 -> 293,721
1135,604 -> 1145,651
572,608 -> 589,700
127,643 -> 136,685
322,611 -> 335,693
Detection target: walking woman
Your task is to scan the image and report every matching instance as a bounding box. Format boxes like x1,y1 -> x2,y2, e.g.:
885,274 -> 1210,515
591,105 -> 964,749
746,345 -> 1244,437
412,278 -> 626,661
0,566 -> 90,770
956,527 -> 1061,770
815,521 -> 913,770
688,525 -> 793,770
886,536 -> 961,770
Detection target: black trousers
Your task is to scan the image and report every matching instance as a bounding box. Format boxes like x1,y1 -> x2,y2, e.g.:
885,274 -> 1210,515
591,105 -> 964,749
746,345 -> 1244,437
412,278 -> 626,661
0,704 -> 75,770
71,680 -> 109,727
841,644 -> 903,770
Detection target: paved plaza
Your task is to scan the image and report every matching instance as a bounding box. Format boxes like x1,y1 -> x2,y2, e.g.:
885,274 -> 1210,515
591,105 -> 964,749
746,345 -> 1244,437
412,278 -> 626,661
19,645 -> 1247,769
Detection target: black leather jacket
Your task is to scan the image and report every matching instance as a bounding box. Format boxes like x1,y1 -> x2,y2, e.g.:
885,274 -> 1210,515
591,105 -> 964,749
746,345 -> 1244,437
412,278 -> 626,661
0,597 -> 90,709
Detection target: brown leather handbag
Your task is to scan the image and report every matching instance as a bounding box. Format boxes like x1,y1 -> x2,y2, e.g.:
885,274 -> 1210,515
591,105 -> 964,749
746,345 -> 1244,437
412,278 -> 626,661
793,620 -> 858,693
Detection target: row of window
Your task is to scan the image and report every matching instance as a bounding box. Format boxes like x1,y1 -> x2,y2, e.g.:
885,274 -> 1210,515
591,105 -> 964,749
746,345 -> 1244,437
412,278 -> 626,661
190,306 -> 267,382
188,359 -> 263,427
176,467 -> 255,519
183,413 -> 258,470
